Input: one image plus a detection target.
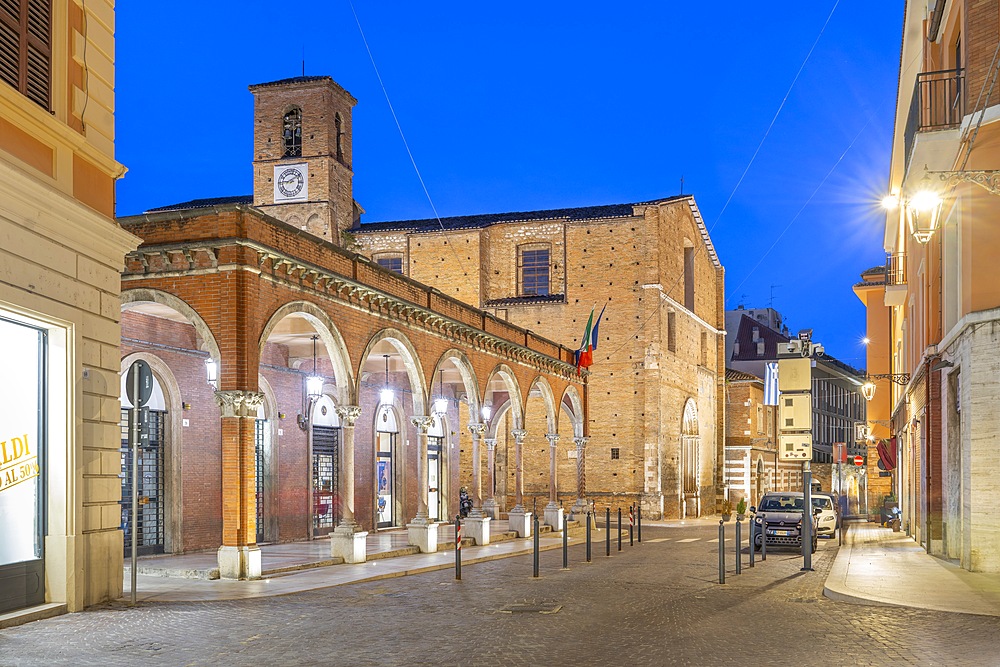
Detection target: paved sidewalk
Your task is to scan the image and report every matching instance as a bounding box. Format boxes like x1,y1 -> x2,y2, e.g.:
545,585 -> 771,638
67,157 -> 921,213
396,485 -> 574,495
824,520 -> 1000,616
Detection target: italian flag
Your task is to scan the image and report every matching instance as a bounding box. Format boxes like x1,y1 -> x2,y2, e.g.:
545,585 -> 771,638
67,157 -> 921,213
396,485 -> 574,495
575,303 -> 607,372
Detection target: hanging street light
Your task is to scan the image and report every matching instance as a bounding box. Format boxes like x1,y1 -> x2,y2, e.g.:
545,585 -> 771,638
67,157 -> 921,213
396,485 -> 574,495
380,354 -> 394,405
433,370 -> 448,416
205,358 -> 218,388
306,334 -> 324,399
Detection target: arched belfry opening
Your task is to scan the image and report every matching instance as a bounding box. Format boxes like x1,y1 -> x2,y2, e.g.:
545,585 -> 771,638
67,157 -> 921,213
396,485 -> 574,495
283,108 -> 302,157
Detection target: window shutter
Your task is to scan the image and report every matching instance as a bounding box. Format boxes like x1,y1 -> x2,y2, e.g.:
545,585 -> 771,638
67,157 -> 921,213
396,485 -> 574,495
25,0 -> 50,109
0,0 -> 50,109
0,1 -> 18,92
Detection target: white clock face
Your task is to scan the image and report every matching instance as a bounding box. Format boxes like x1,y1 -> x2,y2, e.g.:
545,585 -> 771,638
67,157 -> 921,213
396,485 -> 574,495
273,164 -> 308,202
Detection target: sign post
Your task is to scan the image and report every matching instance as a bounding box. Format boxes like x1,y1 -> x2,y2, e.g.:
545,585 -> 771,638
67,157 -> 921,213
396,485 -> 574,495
125,360 -> 152,606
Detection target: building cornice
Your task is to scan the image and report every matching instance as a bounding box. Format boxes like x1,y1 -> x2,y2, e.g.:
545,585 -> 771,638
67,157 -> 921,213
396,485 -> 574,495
123,236 -> 581,381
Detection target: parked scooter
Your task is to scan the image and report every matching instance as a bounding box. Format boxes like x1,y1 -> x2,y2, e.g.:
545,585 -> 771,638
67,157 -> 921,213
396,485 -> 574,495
459,487 -> 473,518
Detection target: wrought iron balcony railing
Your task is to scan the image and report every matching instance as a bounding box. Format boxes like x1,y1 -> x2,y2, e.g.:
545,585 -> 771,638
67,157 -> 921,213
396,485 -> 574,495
904,68 -> 965,161
886,252 -> 906,287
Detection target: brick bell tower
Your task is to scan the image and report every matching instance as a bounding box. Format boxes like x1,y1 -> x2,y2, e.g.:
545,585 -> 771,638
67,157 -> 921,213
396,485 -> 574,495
250,76 -> 358,245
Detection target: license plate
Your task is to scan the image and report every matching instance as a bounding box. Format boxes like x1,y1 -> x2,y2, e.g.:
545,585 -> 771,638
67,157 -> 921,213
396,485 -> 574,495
769,530 -> 792,536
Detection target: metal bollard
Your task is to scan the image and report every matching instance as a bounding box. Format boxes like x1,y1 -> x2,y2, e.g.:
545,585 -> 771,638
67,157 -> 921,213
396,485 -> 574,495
606,507 -> 611,557
629,505 -> 634,546
749,515 -> 755,568
735,518 -> 742,575
718,520 -> 726,584
562,514 -> 569,569
586,511 -> 592,562
617,508 -> 622,551
761,516 -> 767,561
637,505 -> 642,543
533,515 -> 540,578
455,514 -> 462,581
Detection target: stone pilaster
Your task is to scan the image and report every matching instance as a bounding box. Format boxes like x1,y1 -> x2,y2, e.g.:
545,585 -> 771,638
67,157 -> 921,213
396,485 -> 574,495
468,423 -> 487,517
331,405 -> 367,563
214,390 -> 264,580
507,429 -> 531,537
483,437 -> 498,519
571,436 -> 590,519
408,416 -> 437,553
543,433 -> 563,529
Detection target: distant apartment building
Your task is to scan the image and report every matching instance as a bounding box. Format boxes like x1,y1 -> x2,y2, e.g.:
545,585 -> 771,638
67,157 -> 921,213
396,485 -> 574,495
870,0 -> 1000,571
0,1 -> 139,618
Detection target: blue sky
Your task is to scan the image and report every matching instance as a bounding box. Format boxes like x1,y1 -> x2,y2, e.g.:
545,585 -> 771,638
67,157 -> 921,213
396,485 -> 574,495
115,1 -> 903,367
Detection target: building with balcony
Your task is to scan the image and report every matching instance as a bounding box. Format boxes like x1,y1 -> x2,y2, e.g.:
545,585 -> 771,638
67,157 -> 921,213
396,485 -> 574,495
0,1 -> 140,617
875,0 -> 1000,571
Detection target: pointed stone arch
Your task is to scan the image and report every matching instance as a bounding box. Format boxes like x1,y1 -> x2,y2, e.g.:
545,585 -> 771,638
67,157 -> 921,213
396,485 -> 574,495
121,288 -> 222,364
361,328 -> 429,415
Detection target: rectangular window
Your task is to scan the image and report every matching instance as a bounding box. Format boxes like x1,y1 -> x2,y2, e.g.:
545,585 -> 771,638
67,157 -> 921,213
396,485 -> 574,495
610,447 -> 620,460
0,0 -> 51,110
375,254 -> 404,275
667,310 -> 676,352
683,246 -> 695,311
518,245 -> 550,296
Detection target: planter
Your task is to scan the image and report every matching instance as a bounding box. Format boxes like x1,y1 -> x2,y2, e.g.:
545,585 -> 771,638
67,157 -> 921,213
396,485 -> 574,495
721,514 -> 732,522
736,513 -> 746,521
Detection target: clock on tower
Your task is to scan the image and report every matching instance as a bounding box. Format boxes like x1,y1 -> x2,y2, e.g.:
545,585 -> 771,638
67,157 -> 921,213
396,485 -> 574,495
274,164 -> 308,203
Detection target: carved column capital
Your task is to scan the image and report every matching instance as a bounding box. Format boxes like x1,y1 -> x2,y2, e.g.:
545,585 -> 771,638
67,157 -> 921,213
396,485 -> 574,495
214,390 -> 264,418
511,429 -> 527,444
545,433 -> 560,447
484,437 -> 497,452
574,436 -> 589,450
410,415 -> 434,432
335,405 -> 362,427
468,422 -> 487,438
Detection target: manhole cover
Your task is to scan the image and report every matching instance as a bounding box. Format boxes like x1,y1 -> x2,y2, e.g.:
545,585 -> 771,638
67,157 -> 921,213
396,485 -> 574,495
500,603 -> 562,614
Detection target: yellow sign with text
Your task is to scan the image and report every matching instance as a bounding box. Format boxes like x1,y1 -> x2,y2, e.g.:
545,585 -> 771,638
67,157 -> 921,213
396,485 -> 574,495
0,434 -> 39,494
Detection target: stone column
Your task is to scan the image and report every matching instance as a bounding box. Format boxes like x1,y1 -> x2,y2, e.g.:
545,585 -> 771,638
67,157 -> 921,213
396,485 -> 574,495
464,423 -> 491,545
407,415 -> 438,552
215,390 -> 264,580
543,433 -> 563,529
571,436 -> 590,520
331,405 -> 367,563
507,429 -> 531,537
483,437 -> 498,520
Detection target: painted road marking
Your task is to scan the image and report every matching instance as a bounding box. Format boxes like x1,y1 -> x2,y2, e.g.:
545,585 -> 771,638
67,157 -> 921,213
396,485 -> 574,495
676,538 -> 702,543
644,538 -> 670,543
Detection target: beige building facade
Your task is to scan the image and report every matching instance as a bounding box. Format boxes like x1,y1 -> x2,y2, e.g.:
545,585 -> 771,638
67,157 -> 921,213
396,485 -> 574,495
0,0 -> 139,617
875,0 -> 1000,571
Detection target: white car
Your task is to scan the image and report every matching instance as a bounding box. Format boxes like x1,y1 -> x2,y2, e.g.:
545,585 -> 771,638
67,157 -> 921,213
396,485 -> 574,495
812,494 -> 837,538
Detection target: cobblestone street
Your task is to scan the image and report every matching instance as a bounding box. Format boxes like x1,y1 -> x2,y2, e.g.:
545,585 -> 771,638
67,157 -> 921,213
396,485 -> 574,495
1,524 -> 994,666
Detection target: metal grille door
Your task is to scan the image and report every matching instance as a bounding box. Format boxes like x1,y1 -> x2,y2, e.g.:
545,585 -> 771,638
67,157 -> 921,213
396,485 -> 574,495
312,426 -> 340,535
255,419 -> 266,544
120,408 -> 166,556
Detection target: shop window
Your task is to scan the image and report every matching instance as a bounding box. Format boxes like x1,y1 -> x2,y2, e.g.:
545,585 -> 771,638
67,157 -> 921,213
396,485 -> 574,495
283,108 -> 302,157
375,253 -> 404,275
0,0 -> 51,110
518,244 -> 550,296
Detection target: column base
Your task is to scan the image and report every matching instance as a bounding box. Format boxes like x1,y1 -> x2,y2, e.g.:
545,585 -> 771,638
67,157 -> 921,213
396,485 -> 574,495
544,505 -> 564,531
508,509 -> 532,538
464,516 -> 491,545
407,521 -> 439,553
482,498 -> 499,520
330,525 -> 369,563
217,545 -> 261,580
570,500 -> 590,521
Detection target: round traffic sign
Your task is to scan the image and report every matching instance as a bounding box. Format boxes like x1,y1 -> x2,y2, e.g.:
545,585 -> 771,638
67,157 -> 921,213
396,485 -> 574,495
126,359 -> 153,408
853,455 -> 865,466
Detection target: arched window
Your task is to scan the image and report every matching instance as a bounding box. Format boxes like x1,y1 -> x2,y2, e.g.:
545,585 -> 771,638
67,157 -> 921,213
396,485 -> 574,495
283,108 -> 302,157
335,113 -> 344,162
